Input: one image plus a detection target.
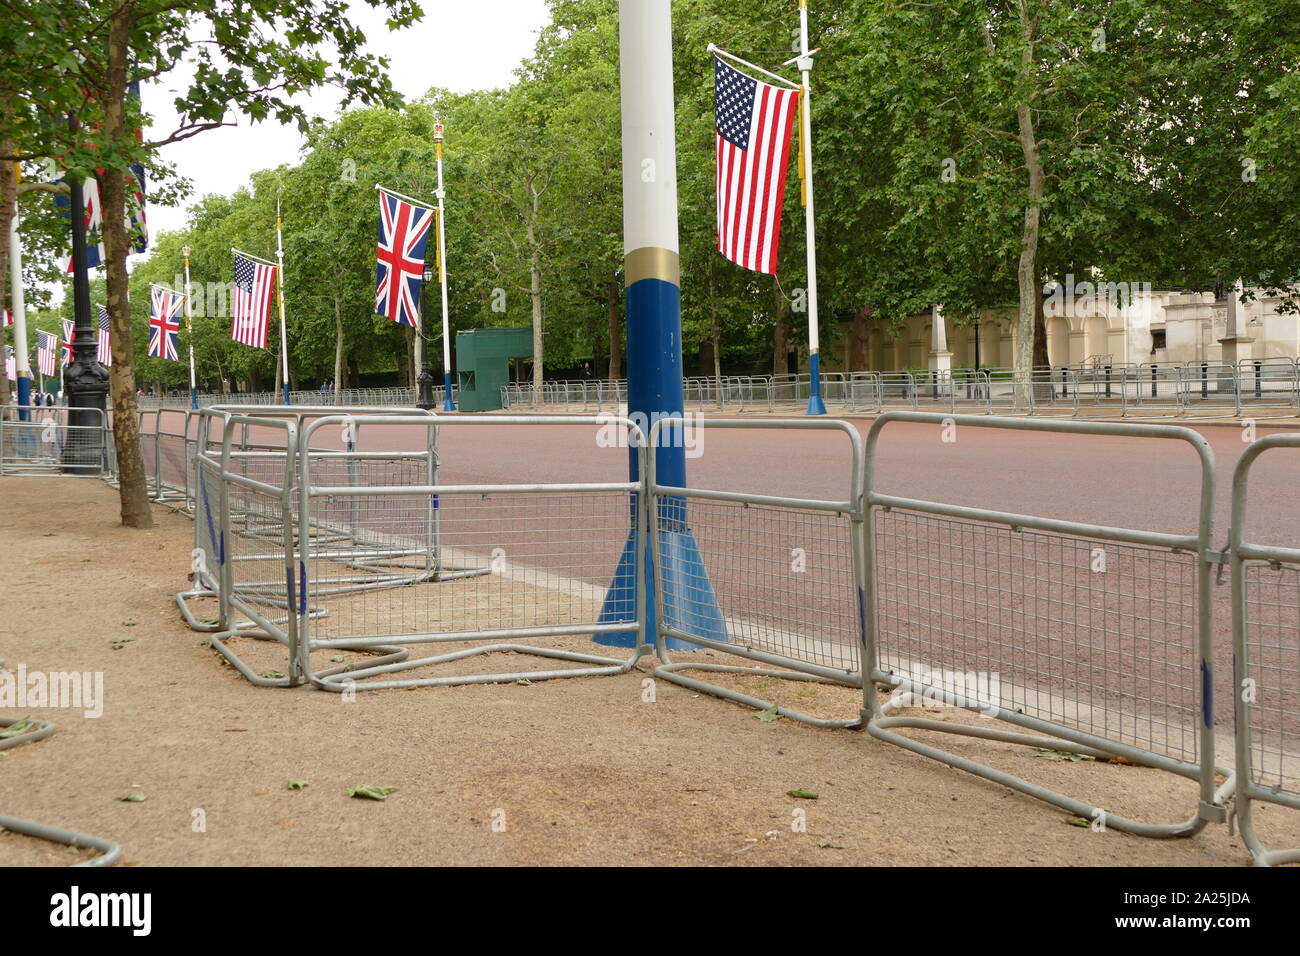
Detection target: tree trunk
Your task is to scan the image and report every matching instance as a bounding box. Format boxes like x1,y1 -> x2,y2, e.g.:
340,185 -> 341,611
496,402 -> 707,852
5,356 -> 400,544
528,213 -> 543,407
1013,2 -> 1045,391
333,296 -> 344,405
850,305 -> 872,371
606,275 -> 621,381
99,4 -> 153,528
708,260 -> 723,405
773,275 -> 789,377
1032,273 -> 1049,369
0,136 -> 14,412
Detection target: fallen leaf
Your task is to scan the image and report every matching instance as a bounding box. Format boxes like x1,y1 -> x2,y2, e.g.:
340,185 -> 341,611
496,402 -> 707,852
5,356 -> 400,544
287,780 -> 309,791
754,704 -> 781,722
117,793 -> 147,803
787,789 -> 819,800
348,785 -> 398,801
1064,816 -> 1090,828
817,839 -> 845,849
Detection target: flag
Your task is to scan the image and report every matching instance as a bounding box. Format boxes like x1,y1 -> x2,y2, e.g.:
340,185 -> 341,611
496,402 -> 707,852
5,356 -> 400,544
4,346 -> 13,381
3,308 -> 11,327
37,330 -> 58,377
714,55 -> 800,275
96,305 -> 112,367
61,318 -> 74,367
375,187 -> 433,329
232,251 -> 276,349
149,286 -> 183,361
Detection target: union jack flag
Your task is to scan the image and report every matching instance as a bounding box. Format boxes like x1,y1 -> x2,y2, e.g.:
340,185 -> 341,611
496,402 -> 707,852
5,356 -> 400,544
58,167 -> 148,273
37,330 -> 58,377
149,286 -> 183,361
96,305 -> 112,367
375,187 -> 433,329
61,318 -> 75,367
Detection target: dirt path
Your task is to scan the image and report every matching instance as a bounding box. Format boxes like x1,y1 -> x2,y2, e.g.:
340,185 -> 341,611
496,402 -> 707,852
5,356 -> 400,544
1,476 -> 1294,866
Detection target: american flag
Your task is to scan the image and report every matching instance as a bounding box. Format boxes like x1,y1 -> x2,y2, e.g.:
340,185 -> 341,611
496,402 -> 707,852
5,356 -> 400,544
61,318 -> 75,367
4,346 -> 13,381
37,330 -> 58,377
232,251 -> 276,349
149,286 -> 183,361
3,308 -> 10,327
96,305 -> 113,367
714,56 -> 800,275
375,188 -> 433,329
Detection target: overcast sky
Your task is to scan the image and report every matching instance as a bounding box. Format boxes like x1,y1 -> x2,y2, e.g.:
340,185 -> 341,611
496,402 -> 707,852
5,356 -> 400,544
142,1 -> 552,238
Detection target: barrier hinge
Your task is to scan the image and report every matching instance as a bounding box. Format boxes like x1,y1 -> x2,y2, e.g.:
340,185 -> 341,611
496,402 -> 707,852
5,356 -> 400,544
1206,550 -> 1229,565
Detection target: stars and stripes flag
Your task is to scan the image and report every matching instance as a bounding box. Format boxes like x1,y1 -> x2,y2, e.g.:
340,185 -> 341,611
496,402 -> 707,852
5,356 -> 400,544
37,330 -> 58,377
231,250 -> 276,349
3,308 -> 11,327
148,285 -> 183,361
96,305 -> 112,367
61,318 -> 75,367
714,55 -> 800,275
375,186 -> 434,329
4,346 -> 14,381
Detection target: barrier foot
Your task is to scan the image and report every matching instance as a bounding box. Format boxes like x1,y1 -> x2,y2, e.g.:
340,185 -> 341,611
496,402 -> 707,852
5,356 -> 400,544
0,813 -> 122,867
654,661 -> 861,729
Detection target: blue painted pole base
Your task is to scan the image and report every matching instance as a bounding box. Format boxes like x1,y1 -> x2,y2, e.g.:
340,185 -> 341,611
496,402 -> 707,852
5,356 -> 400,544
806,351 -> 827,415
442,371 -> 456,411
16,376 -> 31,422
593,525 -> 727,650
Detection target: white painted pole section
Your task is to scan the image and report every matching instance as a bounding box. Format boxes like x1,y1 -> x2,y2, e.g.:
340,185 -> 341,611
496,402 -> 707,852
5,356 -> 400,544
435,132 -> 452,386
621,0 -> 679,259
9,203 -> 30,379
275,199 -> 289,404
798,0 -> 824,414
183,247 -> 196,406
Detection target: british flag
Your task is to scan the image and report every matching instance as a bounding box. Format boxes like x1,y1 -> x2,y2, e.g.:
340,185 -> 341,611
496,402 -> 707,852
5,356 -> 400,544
37,330 -> 58,377
149,286 -> 183,361
96,305 -> 112,367
61,318 -> 75,367
375,187 -> 433,329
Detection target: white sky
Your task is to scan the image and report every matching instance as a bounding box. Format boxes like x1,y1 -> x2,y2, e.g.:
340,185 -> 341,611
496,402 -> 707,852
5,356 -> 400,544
143,1 -> 552,238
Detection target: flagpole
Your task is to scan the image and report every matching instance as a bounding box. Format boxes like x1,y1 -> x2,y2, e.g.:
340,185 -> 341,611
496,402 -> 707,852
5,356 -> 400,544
433,123 -> 455,411
9,163 -> 32,419
182,246 -> 196,408
275,198 -> 289,406
796,0 -> 825,415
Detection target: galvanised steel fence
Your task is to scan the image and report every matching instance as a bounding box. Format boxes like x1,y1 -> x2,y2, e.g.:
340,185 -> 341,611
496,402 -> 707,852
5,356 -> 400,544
1228,434 -> 1300,866
645,418 -> 866,728
861,412 -> 1225,838
0,405 -> 112,477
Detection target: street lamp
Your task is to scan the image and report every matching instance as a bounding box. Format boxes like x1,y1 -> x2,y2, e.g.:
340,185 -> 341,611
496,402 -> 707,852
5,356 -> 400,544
416,265 -> 435,409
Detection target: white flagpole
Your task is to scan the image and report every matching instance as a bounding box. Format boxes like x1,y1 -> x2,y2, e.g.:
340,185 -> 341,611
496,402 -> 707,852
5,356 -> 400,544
275,198 -> 289,405
8,163 -> 33,418
182,246 -> 197,408
433,123 -> 455,411
796,0 -> 825,414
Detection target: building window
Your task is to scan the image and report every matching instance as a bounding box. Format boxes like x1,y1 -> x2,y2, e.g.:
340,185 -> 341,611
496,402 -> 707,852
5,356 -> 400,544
1151,328 -> 1167,352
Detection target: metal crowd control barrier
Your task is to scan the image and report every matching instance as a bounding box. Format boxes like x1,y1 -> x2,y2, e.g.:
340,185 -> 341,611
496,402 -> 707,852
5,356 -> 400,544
1229,434 -> 1300,865
0,405 -> 111,477
862,412 -> 1225,837
293,414 -> 647,691
646,418 -> 866,728
176,405 -> 429,641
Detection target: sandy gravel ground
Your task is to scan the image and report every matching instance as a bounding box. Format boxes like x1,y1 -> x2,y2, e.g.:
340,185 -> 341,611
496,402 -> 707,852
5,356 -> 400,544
1,476 -> 1295,866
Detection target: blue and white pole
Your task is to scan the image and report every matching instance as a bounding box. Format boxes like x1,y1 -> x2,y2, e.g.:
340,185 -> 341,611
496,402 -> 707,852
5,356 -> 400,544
8,175 -> 32,420
433,123 -> 456,412
596,0 -> 725,649
797,0 -> 825,415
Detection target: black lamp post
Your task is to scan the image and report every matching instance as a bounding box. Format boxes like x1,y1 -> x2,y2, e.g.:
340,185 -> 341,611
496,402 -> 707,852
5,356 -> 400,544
416,265 -> 435,410
62,152 -> 109,474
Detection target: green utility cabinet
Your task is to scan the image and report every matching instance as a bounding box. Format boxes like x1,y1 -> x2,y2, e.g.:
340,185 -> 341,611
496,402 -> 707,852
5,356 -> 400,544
455,328 -> 533,411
